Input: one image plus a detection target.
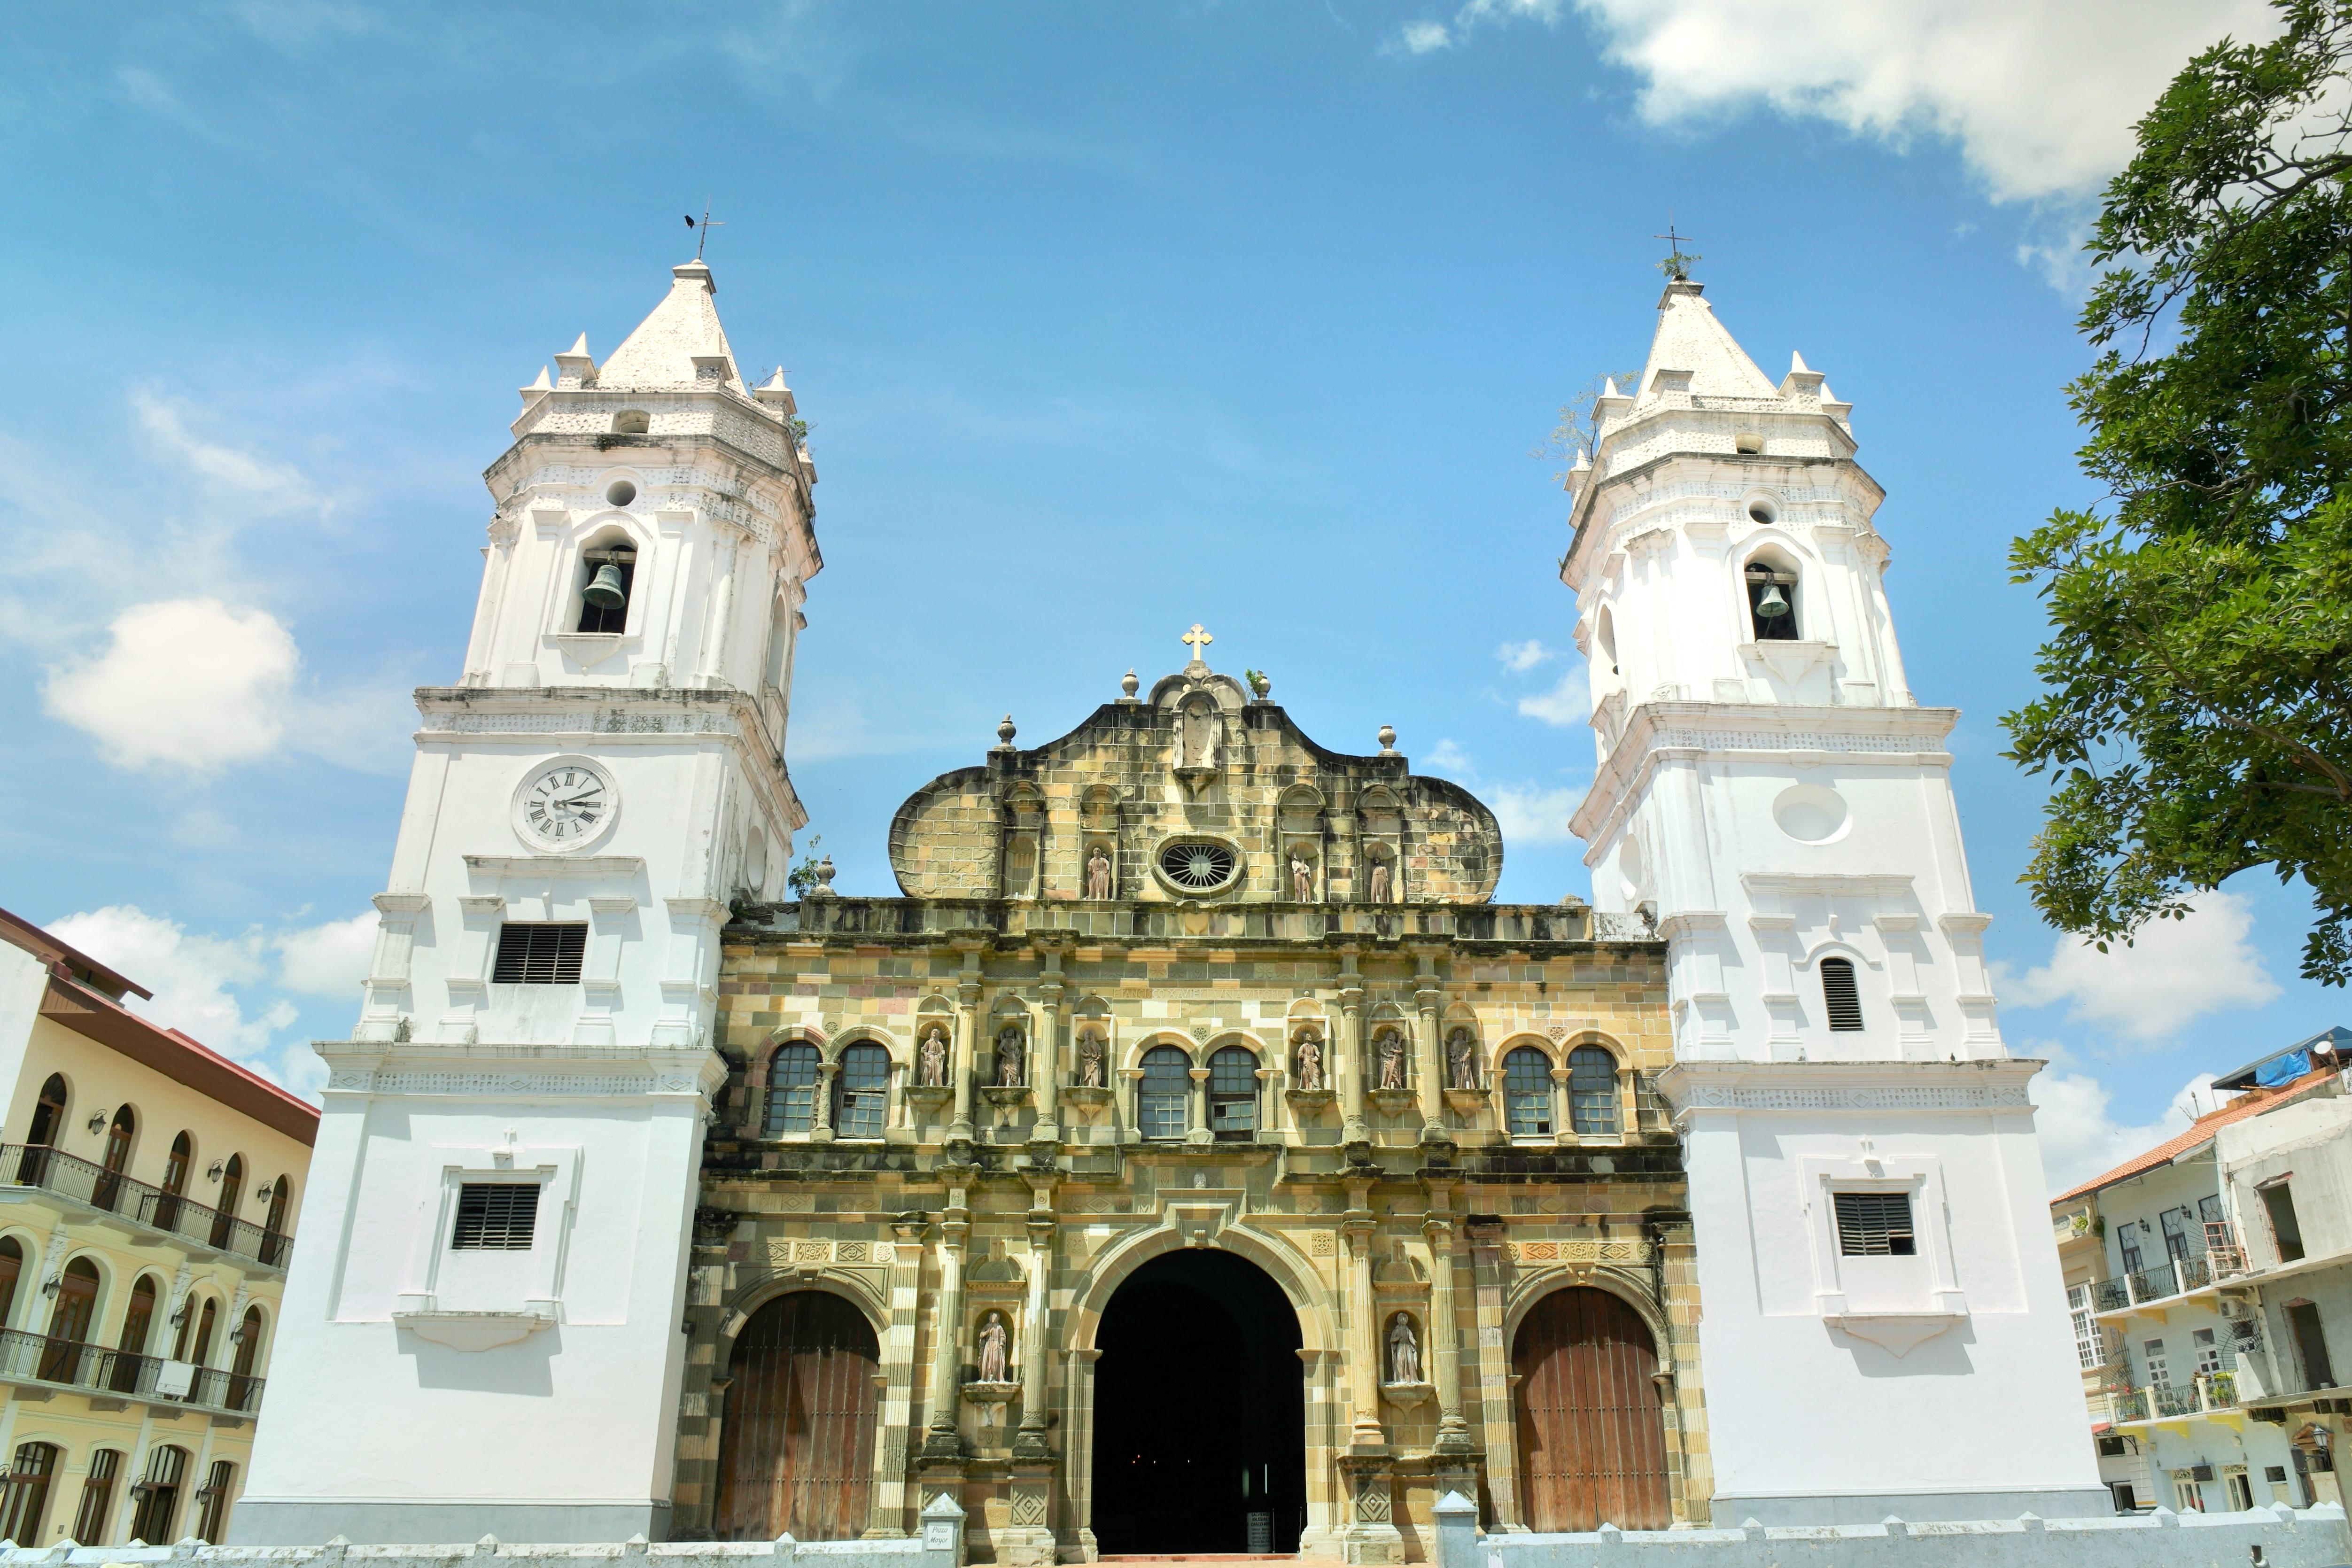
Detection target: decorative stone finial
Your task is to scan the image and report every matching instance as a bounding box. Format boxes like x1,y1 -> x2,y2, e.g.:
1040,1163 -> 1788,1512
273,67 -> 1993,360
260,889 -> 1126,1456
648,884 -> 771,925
1377,723 -> 1397,755
1121,669 -> 1139,699
995,715 -> 1017,748
1245,668 -> 1270,699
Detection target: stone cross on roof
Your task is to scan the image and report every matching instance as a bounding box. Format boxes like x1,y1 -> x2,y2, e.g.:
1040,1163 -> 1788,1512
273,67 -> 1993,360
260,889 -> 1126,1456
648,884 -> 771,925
1181,623 -> 1213,667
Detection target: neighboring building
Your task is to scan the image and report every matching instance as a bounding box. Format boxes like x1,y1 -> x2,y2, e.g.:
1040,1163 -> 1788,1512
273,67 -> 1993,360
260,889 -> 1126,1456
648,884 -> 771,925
2050,1029 -> 2352,1516
236,257 -> 2101,1554
0,909 -> 317,1548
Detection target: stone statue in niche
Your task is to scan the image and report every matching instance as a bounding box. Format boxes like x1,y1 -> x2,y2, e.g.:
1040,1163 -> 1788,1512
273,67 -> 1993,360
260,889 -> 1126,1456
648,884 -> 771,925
1290,851 -> 1316,902
1448,1029 -> 1477,1090
1085,845 -> 1113,900
995,1028 -> 1026,1087
977,1311 -> 1010,1383
1294,1033 -> 1325,1093
1376,1029 -> 1407,1090
1074,1030 -> 1106,1088
1178,697 -> 1219,770
917,1026 -> 948,1087
1368,857 -> 1393,904
1386,1313 -> 1421,1384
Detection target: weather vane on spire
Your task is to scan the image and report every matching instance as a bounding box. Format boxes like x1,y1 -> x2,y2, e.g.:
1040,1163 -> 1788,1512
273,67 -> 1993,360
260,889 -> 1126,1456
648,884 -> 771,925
684,201 -> 725,261
1654,219 -> 1700,282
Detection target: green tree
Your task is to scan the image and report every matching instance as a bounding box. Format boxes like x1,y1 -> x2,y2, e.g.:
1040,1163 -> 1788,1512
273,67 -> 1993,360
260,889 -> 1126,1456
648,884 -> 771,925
2006,0 -> 2352,983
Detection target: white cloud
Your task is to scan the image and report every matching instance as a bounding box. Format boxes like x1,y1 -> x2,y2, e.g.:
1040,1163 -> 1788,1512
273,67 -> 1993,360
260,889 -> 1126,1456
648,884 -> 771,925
43,598 -> 299,774
1426,0 -> 2276,207
1425,737 -> 1474,773
1497,638 -> 1551,672
2000,890 -> 2279,1044
1490,784 -> 1583,846
1515,668 -> 1590,727
2030,1059 -> 2226,1193
275,913 -> 376,998
47,906 -> 292,1061
1398,19 -> 1452,53
132,389 -> 328,518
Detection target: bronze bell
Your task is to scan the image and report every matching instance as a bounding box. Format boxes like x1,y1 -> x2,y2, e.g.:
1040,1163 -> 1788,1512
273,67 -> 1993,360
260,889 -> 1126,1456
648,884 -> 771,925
583,562 -> 627,609
1754,582 -> 1790,619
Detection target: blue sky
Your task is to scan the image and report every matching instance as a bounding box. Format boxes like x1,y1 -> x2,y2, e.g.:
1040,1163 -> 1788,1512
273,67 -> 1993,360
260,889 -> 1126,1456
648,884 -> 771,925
0,0 -> 2323,1187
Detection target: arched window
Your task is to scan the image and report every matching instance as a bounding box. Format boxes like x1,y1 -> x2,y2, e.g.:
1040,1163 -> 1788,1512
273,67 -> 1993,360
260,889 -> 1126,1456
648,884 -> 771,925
210,1156 -> 244,1250
112,1274 -> 159,1393
1821,957 -> 1864,1031
72,1449 -> 120,1547
17,1075 -> 65,1185
129,1444 -> 186,1545
94,1105 -> 135,1212
1568,1047 -> 1621,1136
763,1044 -> 820,1137
158,1132 -> 193,1232
227,1307 -> 264,1412
1139,1047 -> 1190,1141
1504,1048 -> 1554,1138
832,1044 -> 890,1139
1745,559 -> 1800,641
611,410 -> 650,435
1596,605 -> 1620,677
260,1177 -> 293,1266
0,1238 -> 23,1331
193,1459 -> 236,1545
1208,1047 -> 1258,1141
0,1441 -> 58,1545
42,1257 -> 100,1383
575,540 -> 636,634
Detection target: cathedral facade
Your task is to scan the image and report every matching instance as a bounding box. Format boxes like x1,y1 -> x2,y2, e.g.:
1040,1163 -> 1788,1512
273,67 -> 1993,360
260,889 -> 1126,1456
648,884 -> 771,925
673,654 -> 1704,1560
233,256 -> 2103,1555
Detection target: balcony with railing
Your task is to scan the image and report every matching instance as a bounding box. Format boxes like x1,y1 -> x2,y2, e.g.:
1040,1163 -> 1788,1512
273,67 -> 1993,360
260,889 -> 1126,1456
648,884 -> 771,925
0,1327 -> 259,1417
2091,1230 -> 2256,1318
2104,1374 -> 2240,1428
0,1145 -> 289,1270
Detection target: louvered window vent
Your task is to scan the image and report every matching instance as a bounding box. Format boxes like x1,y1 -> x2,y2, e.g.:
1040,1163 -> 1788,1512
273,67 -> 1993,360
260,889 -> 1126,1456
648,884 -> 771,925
493,923 -> 587,985
1834,1191 -> 1916,1256
451,1183 -> 540,1251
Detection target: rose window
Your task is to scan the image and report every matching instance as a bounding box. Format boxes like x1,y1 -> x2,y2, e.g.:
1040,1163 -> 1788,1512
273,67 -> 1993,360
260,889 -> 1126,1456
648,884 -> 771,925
1157,838 -> 1238,893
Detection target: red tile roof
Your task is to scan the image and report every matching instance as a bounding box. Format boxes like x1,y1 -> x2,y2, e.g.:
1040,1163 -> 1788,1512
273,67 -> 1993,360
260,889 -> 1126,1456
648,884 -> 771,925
2053,1066 -> 2340,1203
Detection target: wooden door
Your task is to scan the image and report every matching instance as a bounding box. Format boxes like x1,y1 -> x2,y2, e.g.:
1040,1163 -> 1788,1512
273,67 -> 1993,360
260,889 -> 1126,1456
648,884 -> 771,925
1513,1288 -> 1671,1531
714,1291 -> 879,1540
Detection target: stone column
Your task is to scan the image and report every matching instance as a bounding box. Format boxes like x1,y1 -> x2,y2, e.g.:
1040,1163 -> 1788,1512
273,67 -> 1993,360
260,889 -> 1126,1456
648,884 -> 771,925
812,1061 -> 838,1142
1412,957 -> 1445,1141
1065,1346 -> 1104,1560
868,1219 -> 931,1535
1337,955 -> 1368,1145
1424,1214 -> 1471,1453
1188,1064 -> 1214,1145
921,1206 -> 970,1457
1465,1220 -> 1524,1530
1034,959 -> 1065,1143
1014,1211 -> 1055,1459
950,954 -> 982,1143
1342,1205 -> 1385,1450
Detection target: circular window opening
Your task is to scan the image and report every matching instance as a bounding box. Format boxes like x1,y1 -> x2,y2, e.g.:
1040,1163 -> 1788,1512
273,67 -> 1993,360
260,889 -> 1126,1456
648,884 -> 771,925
1157,838 -> 1238,894
1773,783 -> 1851,844
606,479 -> 638,507
1747,497 -> 1778,525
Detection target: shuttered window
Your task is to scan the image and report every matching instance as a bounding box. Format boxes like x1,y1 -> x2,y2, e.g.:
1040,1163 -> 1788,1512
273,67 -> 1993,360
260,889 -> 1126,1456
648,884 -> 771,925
1833,1191 -> 1916,1256
1820,957 -> 1864,1031
451,1183 -> 540,1250
492,923 -> 587,985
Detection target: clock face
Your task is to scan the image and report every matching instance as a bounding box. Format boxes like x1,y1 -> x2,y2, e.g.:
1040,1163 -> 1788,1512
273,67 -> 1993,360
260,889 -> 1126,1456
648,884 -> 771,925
518,763 -> 613,848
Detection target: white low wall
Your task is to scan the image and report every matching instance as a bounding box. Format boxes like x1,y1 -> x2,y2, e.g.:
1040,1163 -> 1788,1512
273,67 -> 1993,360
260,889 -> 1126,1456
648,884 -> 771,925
0,1536 -> 941,1568
1434,1494 -> 2352,1568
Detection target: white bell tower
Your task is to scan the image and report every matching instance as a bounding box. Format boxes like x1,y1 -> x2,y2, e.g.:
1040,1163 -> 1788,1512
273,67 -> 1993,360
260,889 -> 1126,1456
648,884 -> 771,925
234,260 -> 817,1545
1564,277 -> 2105,1525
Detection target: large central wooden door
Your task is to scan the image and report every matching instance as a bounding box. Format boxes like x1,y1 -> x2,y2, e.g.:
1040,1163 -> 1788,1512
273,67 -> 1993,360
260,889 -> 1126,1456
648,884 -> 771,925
714,1291 -> 879,1541
1513,1287 -> 1671,1531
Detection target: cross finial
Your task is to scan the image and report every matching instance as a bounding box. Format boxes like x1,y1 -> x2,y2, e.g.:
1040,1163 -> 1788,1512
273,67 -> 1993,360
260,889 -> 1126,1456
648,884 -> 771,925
1181,623 -> 1213,664
1654,218 -> 1701,282
684,201 -> 726,261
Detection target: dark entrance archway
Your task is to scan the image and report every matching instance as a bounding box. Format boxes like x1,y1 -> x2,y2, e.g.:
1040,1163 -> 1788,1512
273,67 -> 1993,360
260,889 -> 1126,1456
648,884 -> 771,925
1093,1248 -> 1304,1554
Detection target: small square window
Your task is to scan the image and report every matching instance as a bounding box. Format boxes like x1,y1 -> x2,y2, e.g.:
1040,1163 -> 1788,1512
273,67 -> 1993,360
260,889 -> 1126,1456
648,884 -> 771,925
1833,1190 -> 1916,1256
451,1183 -> 540,1250
493,923 -> 586,985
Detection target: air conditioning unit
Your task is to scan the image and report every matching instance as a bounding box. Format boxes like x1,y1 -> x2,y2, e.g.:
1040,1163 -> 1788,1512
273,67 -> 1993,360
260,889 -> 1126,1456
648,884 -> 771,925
2220,1296 -> 2251,1320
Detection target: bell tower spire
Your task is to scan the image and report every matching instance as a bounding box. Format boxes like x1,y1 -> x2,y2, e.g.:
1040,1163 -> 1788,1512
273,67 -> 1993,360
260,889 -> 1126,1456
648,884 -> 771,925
234,259 -> 820,1545
1560,277 -> 2105,1525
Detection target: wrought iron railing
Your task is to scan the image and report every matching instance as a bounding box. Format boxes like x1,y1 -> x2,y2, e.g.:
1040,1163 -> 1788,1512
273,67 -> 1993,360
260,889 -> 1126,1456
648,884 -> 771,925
2106,1388 -> 2150,1422
0,1145 -> 290,1268
0,1328 -> 259,1413
2126,1261 -> 2182,1304
2151,1382 -> 2202,1419
2092,1278 -> 2133,1313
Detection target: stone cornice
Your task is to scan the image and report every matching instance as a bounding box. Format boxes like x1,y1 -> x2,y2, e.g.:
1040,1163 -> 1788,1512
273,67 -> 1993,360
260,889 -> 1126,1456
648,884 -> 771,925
316,1039 -> 730,1100
1570,700 -> 1960,849
1655,1057 -> 2043,1121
